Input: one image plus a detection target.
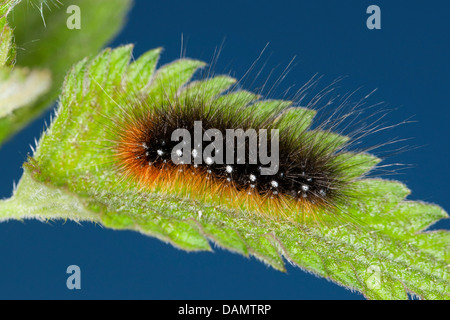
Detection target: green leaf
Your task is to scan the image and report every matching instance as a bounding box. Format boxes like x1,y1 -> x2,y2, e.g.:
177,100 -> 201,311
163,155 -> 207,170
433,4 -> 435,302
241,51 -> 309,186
0,0 -> 131,145
125,47 -> 162,92
247,100 -> 293,121
0,167 -> 99,222
1,46 -> 449,300
213,90 -> 260,108
275,106 -> 316,133
147,58 -> 207,102
177,75 -> 237,103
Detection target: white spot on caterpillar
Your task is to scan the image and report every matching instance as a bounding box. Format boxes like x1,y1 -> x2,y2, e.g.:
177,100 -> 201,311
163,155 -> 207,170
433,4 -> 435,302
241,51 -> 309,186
192,149 -> 198,158
249,174 -> 256,182
205,157 -> 213,165
175,149 -> 183,157
302,184 -> 309,192
157,149 -> 164,156
226,165 -> 233,173
271,180 -> 278,188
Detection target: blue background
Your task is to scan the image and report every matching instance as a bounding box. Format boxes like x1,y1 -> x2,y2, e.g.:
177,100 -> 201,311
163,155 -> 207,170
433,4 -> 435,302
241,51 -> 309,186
0,0 -> 449,299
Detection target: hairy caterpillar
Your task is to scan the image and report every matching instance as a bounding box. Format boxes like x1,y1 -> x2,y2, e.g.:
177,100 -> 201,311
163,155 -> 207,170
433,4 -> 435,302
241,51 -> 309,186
101,49 -> 387,226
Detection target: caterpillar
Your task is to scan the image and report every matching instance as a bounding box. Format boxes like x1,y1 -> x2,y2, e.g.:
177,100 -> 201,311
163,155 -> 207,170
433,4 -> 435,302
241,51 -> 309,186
103,51 -> 384,225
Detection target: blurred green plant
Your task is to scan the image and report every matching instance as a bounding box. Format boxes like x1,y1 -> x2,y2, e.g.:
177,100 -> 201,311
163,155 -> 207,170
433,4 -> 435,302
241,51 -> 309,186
0,0 -> 131,145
